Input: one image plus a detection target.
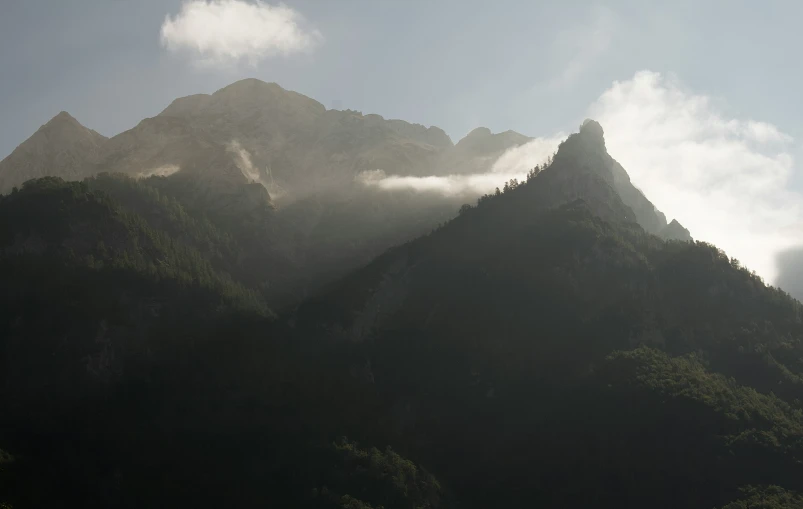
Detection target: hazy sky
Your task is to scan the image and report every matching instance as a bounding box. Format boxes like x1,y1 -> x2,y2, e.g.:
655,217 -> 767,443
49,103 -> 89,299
1,0 -> 802,289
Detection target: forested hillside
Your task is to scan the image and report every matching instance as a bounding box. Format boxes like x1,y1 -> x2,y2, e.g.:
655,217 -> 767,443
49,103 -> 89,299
293,122 -> 803,508
0,121 -> 801,509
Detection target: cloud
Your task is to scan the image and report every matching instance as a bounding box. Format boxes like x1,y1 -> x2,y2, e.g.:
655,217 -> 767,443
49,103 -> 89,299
588,70 -> 802,284
226,140 -> 287,199
137,164 -> 181,179
226,140 -> 260,182
357,135 -> 564,198
160,0 -> 321,67
491,135 -> 567,174
547,6 -> 617,90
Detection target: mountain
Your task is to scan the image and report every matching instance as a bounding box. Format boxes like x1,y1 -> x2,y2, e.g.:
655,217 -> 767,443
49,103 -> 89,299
0,79 -> 531,202
440,126 -> 532,175
557,119 -> 690,239
0,178 -> 449,509
100,78 -> 462,197
452,119 -> 690,239
290,121 -> 800,508
0,112 -> 107,194
0,79 -> 538,307
7,110 -> 792,508
660,218 -> 693,241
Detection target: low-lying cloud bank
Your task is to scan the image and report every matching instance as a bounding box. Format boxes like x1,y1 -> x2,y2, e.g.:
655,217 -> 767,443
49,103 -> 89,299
357,134 -> 565,197
161,0 -> 321,67
138,164 -> 181,179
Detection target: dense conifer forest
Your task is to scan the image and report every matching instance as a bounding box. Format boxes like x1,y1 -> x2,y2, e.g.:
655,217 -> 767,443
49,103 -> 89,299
1,121 -> 802,509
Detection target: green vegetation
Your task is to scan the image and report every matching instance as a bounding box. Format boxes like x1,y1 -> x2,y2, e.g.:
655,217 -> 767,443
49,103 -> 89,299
719,486 -> 803,509
309,439 -> 443,509
601,347 -> 803,455
2,124 -> 803,508
0,177 -> 268,314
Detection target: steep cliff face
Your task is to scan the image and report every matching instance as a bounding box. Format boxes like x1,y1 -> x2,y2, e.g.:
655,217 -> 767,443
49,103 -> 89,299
530,119 -> 638,225
659,219 -> 693,242
0,112 -> 107,193
556,119 -> 691,237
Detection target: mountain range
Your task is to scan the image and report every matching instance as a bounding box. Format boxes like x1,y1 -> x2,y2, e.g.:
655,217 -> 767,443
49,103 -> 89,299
0,79 -> 690,307
2,80 -> 797,509
0,79 -> 531,199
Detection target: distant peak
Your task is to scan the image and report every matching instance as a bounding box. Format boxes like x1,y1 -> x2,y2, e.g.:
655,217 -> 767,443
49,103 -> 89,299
660,219 -> 693,242
466,127 -> 492,138
209,78 -> 324,113
579,118 -> 604,137
47,111 -> 80,126
38,111 -> 97,136
570,118 -> 606,152
234,77 -> 276,86
215,78 -> 283,95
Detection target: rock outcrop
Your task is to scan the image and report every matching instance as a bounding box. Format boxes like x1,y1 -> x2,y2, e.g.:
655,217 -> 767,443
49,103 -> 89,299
548,119 -> 691,237
659,219 -> 693,242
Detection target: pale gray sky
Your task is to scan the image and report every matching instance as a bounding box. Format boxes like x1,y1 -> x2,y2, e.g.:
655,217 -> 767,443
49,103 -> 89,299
1,0 -> 802,289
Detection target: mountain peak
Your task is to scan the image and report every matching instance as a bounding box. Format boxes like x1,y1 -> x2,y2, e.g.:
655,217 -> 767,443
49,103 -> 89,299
215,78 -> 283,95
553,119 -> 608,168
41,111 -> 87,132
577,118 -> 606,148
580,118 -> 603,133
50,110 -> 78,122
205,78 -> 325,117
548,120 -> 674,235
160,80 -> 290,118
465,127 -> 492,138
34,111 -> 104,142
456,127 -> 530,149
659,219 -> 693,242
0,111 -> 106,194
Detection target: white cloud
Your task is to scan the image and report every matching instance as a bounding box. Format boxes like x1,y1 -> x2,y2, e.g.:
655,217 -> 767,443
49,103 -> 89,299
547,6 -> 617,90
160,0 -> 321,67
491,135 -> 567,174
358,170 -> 513,197
357,135 -> 564,198
137,164 -> 181,179
588,70 -> 802,284
226,140 -> 260,181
